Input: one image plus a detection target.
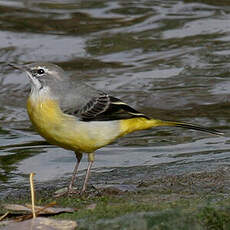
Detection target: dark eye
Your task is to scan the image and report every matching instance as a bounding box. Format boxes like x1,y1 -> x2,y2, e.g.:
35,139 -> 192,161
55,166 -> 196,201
37,68 -> 45,75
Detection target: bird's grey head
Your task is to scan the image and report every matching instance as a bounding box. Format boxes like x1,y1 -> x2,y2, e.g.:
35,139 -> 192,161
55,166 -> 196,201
9,62 -> 67,91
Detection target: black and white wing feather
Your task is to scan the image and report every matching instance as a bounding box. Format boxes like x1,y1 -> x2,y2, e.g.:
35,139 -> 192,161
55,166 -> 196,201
78,93 -> 110,120
65,92 -> 149,121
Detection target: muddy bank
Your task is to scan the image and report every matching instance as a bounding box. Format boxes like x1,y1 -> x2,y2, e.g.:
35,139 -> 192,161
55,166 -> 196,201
1,166 -> 230,229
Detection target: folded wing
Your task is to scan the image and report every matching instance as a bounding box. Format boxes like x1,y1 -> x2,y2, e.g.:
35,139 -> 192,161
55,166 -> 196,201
64,92 -> 148,121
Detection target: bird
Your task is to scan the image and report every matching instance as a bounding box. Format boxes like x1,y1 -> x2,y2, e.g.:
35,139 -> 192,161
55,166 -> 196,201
9,62 -> 223,195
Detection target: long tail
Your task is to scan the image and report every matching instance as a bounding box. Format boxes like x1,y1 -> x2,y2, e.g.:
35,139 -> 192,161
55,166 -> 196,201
152,119 -> 223,136
120,117 -> 223,136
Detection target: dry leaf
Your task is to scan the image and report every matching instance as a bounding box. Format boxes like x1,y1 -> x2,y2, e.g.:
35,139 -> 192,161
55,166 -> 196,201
3,203 -> 75,215
2,217 -> 77,230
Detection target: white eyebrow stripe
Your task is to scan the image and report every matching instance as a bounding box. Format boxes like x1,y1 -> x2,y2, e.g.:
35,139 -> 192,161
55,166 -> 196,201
31,66 -> 61,80
37,66 -> 49,72
31,66 -> 49,72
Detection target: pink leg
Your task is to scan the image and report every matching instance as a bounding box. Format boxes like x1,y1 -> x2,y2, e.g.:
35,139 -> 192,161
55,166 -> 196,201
81,152 -> 94,194
81,161 -> 93,194
68,152 -> 82,193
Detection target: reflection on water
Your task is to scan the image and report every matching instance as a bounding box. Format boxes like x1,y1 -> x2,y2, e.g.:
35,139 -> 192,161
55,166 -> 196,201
0,0 -> 230,197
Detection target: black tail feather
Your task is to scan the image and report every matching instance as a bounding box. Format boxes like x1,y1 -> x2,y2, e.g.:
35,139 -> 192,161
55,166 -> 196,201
174,123 -> 223,136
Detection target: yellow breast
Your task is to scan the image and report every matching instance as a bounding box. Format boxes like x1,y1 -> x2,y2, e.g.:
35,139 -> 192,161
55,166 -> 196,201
27,96 -> 121,153
27,97 -> 75,149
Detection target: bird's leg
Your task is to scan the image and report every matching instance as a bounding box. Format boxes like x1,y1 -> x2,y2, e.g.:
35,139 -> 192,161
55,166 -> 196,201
68,152 -> 83,194
81,152 -> 94,194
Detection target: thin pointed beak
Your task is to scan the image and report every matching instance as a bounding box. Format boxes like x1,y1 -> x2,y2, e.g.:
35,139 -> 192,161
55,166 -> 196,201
8,63 -> 34,83
8,63 -> 40,88
8,63 -> 28,71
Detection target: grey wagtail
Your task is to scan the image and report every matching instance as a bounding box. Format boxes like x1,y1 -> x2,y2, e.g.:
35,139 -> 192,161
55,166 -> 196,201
9,62 -> 223,195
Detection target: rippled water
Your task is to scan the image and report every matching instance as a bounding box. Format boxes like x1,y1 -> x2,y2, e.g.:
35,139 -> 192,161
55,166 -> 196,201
0,0 -> 230,197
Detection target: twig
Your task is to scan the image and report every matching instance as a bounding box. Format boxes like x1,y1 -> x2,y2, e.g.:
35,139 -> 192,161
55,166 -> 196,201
0,212 -> 9,221
29,172 -> 36,218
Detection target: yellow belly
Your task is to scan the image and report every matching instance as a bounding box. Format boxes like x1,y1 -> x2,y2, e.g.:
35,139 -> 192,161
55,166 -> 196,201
27,97 -> 120,153
27,95 -> 164,153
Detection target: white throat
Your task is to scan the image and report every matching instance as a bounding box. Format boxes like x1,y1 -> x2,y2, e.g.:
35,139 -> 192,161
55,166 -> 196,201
29,84 -> 51,103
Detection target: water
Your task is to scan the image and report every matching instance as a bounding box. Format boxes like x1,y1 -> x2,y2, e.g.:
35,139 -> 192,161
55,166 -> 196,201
0,0 -> 230,197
